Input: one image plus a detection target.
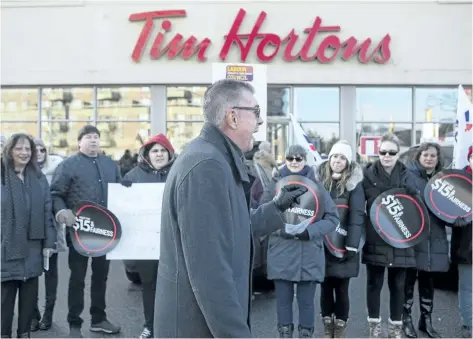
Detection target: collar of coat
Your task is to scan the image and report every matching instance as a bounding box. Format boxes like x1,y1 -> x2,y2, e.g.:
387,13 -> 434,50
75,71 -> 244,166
199,122 -> 250,184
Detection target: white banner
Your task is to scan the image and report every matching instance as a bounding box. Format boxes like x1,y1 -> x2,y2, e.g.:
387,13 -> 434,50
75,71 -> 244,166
289,114 -> 323,166
106,183 -> 165,260
453,85 -> 473,169
212,63 -> 267,141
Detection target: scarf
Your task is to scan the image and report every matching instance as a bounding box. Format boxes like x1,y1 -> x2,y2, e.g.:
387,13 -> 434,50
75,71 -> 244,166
279,165 -> 312,179
3,165 -> 46,261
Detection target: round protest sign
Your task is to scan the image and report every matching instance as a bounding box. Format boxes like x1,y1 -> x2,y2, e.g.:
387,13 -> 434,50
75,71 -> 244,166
369,188 -> 430,249
275,175 -> 325,225
324,198 -> 366,258
424,169 -> 472,224
69,200 -> 122,257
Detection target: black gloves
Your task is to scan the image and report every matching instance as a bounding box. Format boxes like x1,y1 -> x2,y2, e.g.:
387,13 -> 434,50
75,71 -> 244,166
273,184 -> 308,212
453,216 -> 469,227
402,185 -> 418,196
294,229 -> 310,241
121,179 -> 133,188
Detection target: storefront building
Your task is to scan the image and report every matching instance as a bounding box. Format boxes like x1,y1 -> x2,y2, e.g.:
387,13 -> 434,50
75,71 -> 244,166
1,1 -> 472,163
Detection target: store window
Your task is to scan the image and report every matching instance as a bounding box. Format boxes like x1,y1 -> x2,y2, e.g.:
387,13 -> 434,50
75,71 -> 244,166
41,88 -> 94,121
294,87 -> 339,122
1,88 -> 39,121
1,122 -> 38,139
97,87 -> 151,120
299,123 -> 340,156
356,87 -> 412,122
356,122 -> 413,164
167,87 -> 207,121
414,88 -> 458,123
96,121 -> 151,160
167,122 -> 204,153
268,87 -> 290,116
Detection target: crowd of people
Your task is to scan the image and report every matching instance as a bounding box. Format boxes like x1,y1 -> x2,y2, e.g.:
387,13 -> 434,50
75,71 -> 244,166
0,79 -> 471,339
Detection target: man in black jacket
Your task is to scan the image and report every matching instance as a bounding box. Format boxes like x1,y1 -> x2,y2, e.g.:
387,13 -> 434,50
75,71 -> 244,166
50,125 -> 121,338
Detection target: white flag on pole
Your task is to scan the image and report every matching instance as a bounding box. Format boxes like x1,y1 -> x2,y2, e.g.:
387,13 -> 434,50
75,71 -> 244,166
452,85 -> 472,169
289,114 -> 323,167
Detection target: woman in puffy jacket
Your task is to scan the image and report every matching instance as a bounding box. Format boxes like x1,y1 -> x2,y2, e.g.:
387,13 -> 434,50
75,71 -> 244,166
30,139 -> 65,332
315,141 -> 365,338
362,134 -> 418,338
267,145 -> 339,338
402,142 -> 448,338
121,134 -> 176,339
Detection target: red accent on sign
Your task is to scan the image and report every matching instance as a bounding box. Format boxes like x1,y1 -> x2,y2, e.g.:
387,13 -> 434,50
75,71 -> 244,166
360,136 -> 382,156
130,8 -> 391,64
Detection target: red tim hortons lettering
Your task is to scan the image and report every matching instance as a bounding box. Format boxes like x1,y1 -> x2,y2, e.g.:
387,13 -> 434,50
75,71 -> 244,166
219,8 -> 391,64
129,10 -> 211,62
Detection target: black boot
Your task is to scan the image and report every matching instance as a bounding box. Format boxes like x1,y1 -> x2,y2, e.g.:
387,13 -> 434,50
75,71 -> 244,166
403,269 -> 418,338
418,282 -> 441,338
39,304 -> 54,331
298,325 -> 314,338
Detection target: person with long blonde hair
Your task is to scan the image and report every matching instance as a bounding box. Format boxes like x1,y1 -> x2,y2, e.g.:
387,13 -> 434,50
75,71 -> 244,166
316,140 -> 365,338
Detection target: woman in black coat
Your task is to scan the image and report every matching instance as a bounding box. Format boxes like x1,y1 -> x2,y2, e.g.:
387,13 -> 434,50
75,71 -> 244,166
362,134 -> 418,338
1,133 -> 57,338
315,141 -> 365,338
121,134 -> 176,339
402,142 -> 448,338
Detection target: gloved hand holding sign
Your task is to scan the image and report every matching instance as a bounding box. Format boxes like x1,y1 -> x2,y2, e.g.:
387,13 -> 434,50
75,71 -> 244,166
273,184 -> 308,212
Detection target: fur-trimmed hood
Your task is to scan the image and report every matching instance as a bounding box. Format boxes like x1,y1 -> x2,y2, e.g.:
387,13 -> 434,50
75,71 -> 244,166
314,160 -> 363,192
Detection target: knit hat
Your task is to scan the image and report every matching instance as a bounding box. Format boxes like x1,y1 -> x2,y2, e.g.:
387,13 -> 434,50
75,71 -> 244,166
468,145 -> 473,161
258,141 -> 271,153
329,140 -> 353,161
77,125 -> 100,141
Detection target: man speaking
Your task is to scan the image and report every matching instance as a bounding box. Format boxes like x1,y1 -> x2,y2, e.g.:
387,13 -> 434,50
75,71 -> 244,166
154,80 -> 307,338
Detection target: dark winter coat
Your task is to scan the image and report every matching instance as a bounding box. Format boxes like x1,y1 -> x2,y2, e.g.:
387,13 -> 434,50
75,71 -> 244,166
408,161 -> 450,272
266,165 -> 340,282
362,161 -> 417,268
50,152 -> 121,214
1,167 -> 56,282
450,166 -> 472,265
154,123 -> 286,338
315,161 -> 365,278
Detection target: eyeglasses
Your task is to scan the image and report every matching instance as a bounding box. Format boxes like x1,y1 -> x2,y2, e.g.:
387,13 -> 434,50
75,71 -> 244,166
286,156 -> 304,162
232,105 -> 261,119
379,150 -> 398,156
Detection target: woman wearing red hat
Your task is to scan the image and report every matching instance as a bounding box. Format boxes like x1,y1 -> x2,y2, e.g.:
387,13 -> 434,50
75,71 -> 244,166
450,145 -> 473,338
121,134 -> 176,339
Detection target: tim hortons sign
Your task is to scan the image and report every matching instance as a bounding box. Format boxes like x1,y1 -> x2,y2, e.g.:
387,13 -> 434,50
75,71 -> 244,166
129,9 -> 392,64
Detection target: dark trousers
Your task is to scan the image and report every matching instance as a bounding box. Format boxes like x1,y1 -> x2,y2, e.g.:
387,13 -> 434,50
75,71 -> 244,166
274,280 -> 317,328
67,244 -> 110,327
136,260 -> 159,331
1,278 -> 39,337
366,264 -> 406,321
404,268 -> 435,314
33,253 -> 59,319
320,277 -> 350,321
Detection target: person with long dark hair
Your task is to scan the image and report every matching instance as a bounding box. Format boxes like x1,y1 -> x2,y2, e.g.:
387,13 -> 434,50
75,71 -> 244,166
402,142 -> 448,338
1,133 -> 56,338
121,134 -> 176,339
362,134 -> 418,338
316,141 -> 365,338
